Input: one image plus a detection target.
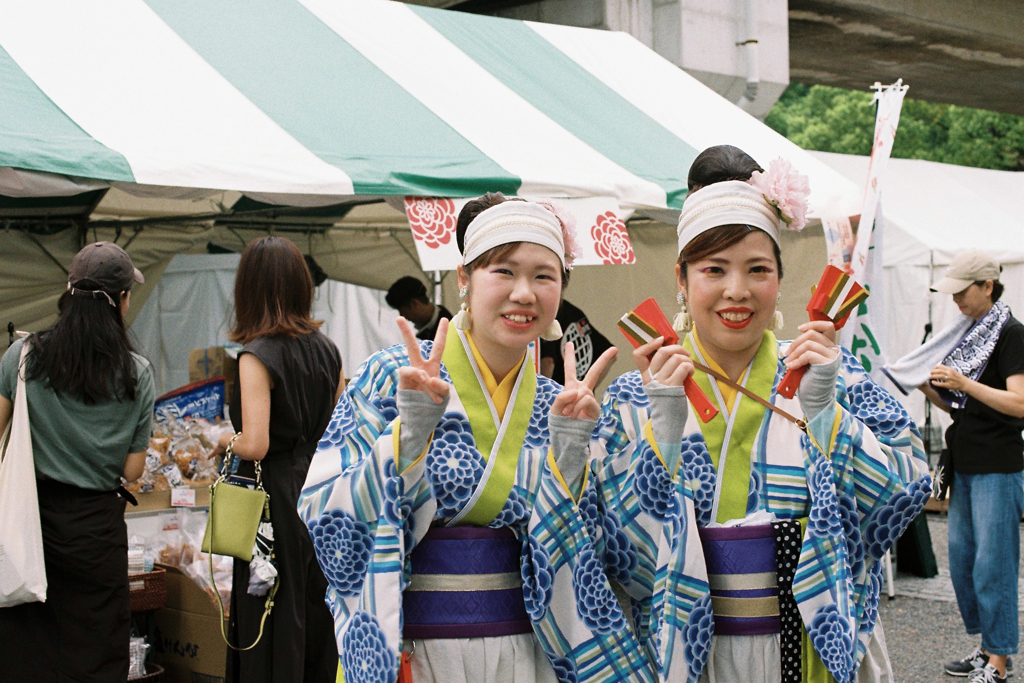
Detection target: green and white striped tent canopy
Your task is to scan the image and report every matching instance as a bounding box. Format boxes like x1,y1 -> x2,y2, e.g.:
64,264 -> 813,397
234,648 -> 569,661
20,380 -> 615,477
0,0 -> 859,216
1,0 -> 861,334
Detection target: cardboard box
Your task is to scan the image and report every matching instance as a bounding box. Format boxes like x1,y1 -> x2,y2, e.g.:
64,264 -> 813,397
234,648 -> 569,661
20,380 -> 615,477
188,347 -> 237,404
152,565 -> 227,683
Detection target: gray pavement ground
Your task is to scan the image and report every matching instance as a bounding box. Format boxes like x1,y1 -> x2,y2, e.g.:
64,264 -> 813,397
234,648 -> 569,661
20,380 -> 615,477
883,513 -> 1024,683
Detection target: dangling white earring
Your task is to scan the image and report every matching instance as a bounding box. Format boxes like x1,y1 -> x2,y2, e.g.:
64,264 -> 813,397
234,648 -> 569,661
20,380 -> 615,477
541,319 -> 563,342
769,293 -> 784,331
452,286 -> 471,331
673,291 -> 693,335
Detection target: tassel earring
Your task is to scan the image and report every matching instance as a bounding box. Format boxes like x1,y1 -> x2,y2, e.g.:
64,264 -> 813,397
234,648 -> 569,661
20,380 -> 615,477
673,291 -> 693,335
452,286 -> 471,331
769,293 -> 784,331
541,319 -> 563,342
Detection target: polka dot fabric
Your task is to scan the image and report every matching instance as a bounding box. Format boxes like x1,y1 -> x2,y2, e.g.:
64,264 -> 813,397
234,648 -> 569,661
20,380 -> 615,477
773,519 -> 802,683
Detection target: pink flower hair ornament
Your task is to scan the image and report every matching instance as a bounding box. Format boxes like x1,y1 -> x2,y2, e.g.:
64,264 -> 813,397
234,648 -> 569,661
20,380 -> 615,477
747,158 -> 810,231
537,200 -> 580,270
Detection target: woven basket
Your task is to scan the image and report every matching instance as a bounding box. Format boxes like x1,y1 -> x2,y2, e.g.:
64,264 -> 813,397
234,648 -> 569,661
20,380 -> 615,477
129,662 -> 164,682
192,673 -> 225,683
129,568 -> 167,613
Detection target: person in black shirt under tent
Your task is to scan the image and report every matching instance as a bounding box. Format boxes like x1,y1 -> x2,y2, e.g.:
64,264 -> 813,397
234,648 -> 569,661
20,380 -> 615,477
539,300 -> 613,386
385,276 -> 452,342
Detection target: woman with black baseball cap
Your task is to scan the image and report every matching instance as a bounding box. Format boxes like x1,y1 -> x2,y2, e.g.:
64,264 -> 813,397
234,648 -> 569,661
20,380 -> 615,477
0,241 -> 155,682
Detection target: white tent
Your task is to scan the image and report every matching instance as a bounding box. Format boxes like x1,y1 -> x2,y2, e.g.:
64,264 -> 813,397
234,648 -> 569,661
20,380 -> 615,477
810,151 -> 1024,426
131,253 -> 401,393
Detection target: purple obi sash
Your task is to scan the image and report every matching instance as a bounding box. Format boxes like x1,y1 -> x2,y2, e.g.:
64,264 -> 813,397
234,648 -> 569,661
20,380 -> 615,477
403,526 -> 532,639
698,524 -> 780,636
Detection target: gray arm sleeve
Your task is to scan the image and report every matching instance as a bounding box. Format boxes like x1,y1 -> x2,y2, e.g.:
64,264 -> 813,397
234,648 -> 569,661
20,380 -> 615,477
550,414 -> 597,499
645,381 -> 689,475
396,389 -> 449,472
797,353 -> 841,422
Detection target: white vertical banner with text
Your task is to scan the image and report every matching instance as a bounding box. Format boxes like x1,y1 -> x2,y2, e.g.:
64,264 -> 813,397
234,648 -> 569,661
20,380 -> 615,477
841,80 -> 908,376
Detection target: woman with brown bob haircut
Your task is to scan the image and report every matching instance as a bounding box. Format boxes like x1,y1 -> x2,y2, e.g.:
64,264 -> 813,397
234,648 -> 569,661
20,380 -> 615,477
215,236 -> 345,683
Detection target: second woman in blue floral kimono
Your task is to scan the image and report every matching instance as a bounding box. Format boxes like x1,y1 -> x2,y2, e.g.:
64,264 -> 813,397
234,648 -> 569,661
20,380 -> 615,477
590,146 -> 932,683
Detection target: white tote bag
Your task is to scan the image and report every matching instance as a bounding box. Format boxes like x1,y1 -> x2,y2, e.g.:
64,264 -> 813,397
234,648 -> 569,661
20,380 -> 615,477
0,340 -> 47,606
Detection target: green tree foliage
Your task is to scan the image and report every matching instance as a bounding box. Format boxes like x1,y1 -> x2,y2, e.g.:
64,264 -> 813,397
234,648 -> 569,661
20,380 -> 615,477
765,84 -> 1024,171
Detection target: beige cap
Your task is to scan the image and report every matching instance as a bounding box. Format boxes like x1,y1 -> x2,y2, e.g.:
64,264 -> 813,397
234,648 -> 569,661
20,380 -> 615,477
931,249 -> 1001,294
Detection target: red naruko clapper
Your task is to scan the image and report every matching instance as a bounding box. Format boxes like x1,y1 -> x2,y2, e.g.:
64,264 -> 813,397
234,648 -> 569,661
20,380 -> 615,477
617,298 -> 719,423
776,265 -> 868,399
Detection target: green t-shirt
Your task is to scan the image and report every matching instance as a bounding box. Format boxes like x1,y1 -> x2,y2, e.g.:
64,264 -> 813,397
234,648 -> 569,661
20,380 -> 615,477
0,337 -> 156,491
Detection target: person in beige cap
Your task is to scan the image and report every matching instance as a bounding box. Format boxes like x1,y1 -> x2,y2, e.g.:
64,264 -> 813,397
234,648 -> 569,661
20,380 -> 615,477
0,241 -> 154,682
922,250 -> 1024,683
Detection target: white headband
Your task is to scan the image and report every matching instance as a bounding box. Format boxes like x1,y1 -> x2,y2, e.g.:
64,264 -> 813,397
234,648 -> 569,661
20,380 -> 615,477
463,200 -> 566,268
676,180 -> 782,254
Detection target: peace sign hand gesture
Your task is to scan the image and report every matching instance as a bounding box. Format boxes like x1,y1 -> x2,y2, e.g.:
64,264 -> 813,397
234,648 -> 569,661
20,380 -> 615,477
551,341 -> 618,421
396,317 -> 450,404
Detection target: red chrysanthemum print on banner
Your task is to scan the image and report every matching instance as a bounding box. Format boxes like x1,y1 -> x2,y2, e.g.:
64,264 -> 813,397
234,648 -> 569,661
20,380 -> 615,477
590,211 -> 635,265
405,197 -> 456,250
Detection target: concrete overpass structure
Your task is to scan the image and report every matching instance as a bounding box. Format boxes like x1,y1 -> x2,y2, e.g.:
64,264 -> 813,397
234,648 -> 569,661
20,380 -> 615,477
404,0 -> 1024,116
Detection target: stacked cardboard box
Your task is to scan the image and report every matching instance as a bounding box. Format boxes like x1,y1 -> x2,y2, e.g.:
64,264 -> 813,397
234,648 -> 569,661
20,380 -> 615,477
188,347 -> 237,404
152,565 -> 227,683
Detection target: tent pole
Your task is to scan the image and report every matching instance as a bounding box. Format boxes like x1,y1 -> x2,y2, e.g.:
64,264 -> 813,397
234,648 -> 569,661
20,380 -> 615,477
24,232 -> 69,276
432,271 -> 442,307
924,252 -> 935,466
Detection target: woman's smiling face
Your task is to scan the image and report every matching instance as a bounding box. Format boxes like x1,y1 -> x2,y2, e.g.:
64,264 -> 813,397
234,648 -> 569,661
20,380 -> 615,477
459,242 -> 563,365
679,229 -> 780,366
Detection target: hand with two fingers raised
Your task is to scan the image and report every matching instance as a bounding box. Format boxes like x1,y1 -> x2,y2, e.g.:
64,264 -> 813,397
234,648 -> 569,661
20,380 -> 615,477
395,317 -> 450,472
396,317 -> 450,404
550,341 -> 618,499
550,341 -> 618,421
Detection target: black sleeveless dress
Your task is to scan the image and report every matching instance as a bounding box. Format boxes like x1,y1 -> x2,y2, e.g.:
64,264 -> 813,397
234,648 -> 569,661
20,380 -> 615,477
227,331 -> 342,683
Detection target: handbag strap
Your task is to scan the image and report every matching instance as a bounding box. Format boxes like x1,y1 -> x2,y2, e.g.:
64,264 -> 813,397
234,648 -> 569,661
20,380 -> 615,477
690,361 -> 807,431
207,479 -> 276,651
1,340 -> 31,463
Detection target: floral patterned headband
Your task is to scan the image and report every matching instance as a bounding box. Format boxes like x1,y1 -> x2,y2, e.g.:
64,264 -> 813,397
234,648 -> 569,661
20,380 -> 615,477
464,199 -> 580,270
677,158 -> 810,253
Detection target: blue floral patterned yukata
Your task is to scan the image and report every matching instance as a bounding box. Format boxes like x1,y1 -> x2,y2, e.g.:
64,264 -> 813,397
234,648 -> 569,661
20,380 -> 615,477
298,331 -> 657,683
591,336 -> 932,683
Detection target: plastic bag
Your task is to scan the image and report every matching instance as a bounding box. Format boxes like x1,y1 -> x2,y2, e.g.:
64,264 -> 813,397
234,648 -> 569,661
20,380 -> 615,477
248,518 -> 277,596
178,509 -> 232,610
128,636 -> 149,680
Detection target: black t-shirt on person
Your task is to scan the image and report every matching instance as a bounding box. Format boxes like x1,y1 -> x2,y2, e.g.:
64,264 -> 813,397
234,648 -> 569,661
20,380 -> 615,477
416,304 -> 453,341
540,300 -> 613,386
947,316 -> 1024,474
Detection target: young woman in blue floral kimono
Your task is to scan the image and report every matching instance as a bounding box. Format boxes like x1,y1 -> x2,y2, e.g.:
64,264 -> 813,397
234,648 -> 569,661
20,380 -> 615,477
298,194 -> 652,683
590,146 -> 932,683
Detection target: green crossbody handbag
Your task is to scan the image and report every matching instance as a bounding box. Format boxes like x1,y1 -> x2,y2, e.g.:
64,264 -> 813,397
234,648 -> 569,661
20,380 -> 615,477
203,455 -> 276,650
201,458 -> 267,562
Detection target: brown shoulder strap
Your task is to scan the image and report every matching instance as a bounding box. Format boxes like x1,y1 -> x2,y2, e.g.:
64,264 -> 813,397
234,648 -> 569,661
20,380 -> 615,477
690,361 -> 807,431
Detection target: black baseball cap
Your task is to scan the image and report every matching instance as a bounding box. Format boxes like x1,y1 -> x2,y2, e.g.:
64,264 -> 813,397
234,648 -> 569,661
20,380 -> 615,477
68,242 -> 144,292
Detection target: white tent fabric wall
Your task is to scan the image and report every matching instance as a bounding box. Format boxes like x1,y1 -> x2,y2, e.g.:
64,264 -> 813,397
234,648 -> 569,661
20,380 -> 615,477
130,253 -> 402,395
313,280 -> 403,379
131,254 -> 239,394
809,151 -> 1024,429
